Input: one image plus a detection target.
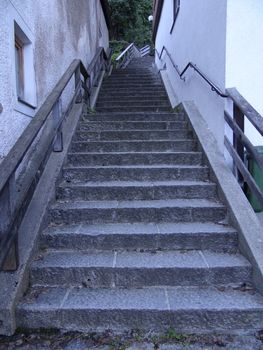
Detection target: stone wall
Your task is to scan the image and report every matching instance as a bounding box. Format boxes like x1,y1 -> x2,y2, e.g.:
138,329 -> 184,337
0,0 -> 109,160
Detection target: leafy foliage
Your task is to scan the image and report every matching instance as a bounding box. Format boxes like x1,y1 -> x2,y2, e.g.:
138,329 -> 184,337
109,0 -> 153,47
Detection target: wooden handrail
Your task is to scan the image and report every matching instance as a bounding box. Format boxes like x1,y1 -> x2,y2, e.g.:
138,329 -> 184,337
0,46 -> 112,270
227,88 -> 263,137
0,59 -> 82,194
155,45 -> 263,209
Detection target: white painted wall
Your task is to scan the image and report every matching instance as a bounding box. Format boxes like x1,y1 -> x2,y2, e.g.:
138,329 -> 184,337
155,0 -> 227,150
226,0 -> 263,146
0,0 -> 109,161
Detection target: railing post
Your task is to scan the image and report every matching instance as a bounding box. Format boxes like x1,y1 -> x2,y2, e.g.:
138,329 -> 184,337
52,99 -> 63,152
233,103 -> 245,185
75,65 -> 82,104
0,173 -> 18,271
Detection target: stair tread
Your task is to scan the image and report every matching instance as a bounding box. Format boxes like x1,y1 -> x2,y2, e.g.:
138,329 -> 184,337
32,249 -> 250,269
44,222 -> 237,236
68,151 -> 201,156
59,180 -> 214,188
71,140 -> 194,144
64,164 -> 207,169
18,285 -> 263,311
51,198 -> 224,210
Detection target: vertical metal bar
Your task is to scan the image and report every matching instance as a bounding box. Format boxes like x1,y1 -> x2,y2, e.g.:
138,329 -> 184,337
233,103 -> 245,185
0,173 -> 18,271
75,65 -> 82,104
53,100 -> 63,152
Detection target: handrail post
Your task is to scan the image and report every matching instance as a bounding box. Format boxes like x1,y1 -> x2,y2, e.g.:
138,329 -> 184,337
52,100 -> 63,152
233,103 -> 245,185
75,65 -> 82,103
0,173 -> 18,271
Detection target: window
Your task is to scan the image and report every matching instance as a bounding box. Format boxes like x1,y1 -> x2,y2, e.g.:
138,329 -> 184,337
170,0 -> 180,34
15,35 -> 24,100
14,21 -> 36,114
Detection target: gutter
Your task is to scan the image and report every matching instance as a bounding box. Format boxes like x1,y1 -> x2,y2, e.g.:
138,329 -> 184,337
100,0 -> 111,30
152,0 -> 164,42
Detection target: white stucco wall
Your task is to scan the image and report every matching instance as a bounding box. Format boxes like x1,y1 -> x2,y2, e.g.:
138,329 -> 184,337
226,0 -> 263,146
155,0 -> 227,150
0,0 -> 109,161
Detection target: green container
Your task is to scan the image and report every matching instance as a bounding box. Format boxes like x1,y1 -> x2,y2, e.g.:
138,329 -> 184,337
246,146 -> 263,212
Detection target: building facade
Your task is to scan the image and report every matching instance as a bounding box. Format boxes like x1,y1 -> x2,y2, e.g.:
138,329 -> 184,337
153,0 -> 263,151
0,0 -> 110,161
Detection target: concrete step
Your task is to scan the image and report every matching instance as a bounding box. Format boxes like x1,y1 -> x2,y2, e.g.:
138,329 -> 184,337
66,152 -> 203,167
41,222 -> 238,253
81,113 -> 186,122
30,249 -> 251,288
49,199 -> 226,225
104,78 -> 162,84
101,83 -> 164,89
57,180 -> 216,201
63,165 -> 209,182
97,92 -> 169,98
100,87 -> 166,93
73,130 -> 194,141
77,121 -> 188,131
17,285 -> 263,333
96,101 -> 171,108
70,140 -> 196,153
96,96 -> 169,103
112,70 -> 155,75
96,106 -> 172,113
100,86 -> 166,93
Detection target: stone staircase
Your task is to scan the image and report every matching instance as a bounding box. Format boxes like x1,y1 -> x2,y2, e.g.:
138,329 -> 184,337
16,57 -> 263,334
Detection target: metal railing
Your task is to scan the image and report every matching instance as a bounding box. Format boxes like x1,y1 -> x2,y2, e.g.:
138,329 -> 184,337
140,45 -> 151,57
116,43 -> 151,69
155,46 -> 228,97
155,46 -> 263,209
0,47 -> 112,271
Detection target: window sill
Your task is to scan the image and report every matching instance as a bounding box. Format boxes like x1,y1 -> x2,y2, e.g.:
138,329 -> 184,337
18,97 -> 36,110
14,97 -> 37,118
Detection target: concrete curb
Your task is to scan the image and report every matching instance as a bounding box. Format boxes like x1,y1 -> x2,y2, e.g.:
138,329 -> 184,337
181,101 -> 263,293
0,103 -> 83,335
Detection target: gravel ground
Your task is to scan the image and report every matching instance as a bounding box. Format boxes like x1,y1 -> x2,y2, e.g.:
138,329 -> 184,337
0,329 -> 263,350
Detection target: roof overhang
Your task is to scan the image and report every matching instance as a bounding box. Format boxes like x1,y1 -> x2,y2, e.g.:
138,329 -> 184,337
152,0 -> 164,42
100,0 -> 111,30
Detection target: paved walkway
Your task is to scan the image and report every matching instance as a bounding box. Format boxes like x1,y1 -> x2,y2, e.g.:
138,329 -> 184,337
0,331 -> 263,350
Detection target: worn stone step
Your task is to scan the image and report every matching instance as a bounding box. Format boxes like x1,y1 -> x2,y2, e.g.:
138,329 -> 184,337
96,106 -> 171,113
41,222 -> 238,253
97,92 -> 169,98
103,80 -> 163,86
73,130 -> 193,141
97,94 -> 169,102
17,285 -> 263,333
77,121 -> 188,131
30,249 -> 251,287
57,180 -> 216,201
49,199 -> 226,225
112,71 -> 155,75
105,75 -> 161,80
96,101 -> 171,108
66,152 -> 203,167
70,140 -> 196,153
63,165 -> 209,182
100,88 -> 166,94
101,83 -> 164,89
81,113 -> 185,122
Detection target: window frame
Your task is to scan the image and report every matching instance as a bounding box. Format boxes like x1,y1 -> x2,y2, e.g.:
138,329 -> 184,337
15,35 -> 25,100
170,0 -> 180,34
